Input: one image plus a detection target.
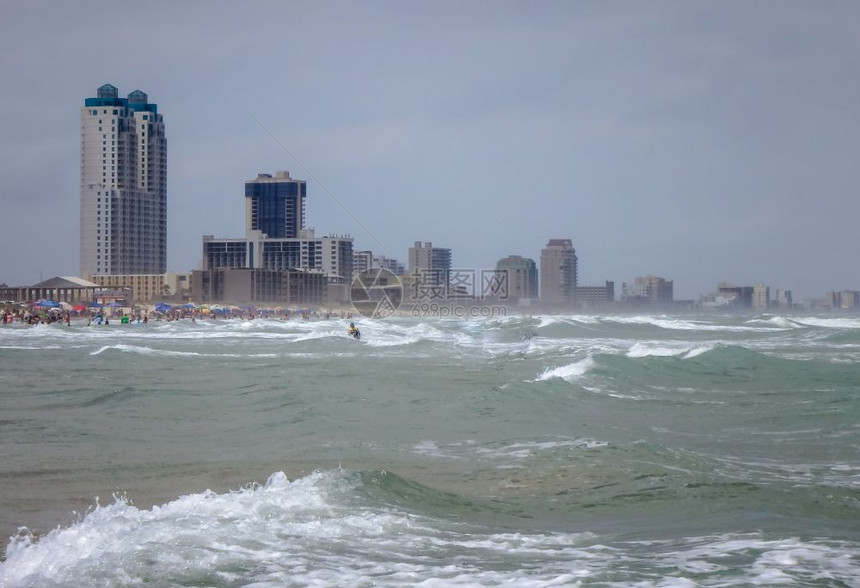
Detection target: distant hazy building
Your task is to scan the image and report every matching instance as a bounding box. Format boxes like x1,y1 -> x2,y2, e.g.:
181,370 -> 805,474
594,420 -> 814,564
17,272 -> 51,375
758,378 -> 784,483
245,171 -> 306,238
577,281 -> 615,305
80,84 -> 167,277
752,283 -> 770,310
496,255 -> 538,303
350,250 -> 405,280
373,254 -> 405,276
774,289 -> 793,309
623,276 -> 673,304
716,283 -> 754,308
842,290 -> 860,310
540,239 -> 578,305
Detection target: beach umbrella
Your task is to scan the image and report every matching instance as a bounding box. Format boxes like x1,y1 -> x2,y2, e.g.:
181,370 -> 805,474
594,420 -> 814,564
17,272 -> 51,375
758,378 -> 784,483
154,303 -> 173,312
106,302 -> 124,308
35,300 -> 61,308
181,303 -> 197,309
73,304 -> 87,312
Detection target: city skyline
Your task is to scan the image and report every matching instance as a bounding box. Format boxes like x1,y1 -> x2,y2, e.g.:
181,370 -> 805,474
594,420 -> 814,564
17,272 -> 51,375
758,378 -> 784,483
1,2 -> 859,299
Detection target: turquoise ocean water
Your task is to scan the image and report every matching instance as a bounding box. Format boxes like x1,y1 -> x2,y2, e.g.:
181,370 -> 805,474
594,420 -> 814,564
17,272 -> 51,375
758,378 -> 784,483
0,313 -> 858,586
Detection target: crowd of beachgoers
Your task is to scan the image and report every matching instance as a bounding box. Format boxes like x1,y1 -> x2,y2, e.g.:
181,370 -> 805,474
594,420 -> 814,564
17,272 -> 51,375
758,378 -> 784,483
0,302 -> 352,327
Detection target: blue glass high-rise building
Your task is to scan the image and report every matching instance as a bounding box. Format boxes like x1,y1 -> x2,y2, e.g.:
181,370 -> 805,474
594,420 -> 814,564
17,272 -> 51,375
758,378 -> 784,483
245,171 -> 306,238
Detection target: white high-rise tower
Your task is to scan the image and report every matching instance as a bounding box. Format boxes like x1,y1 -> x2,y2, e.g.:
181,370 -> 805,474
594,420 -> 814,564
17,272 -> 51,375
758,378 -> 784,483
80,83 -> 167,276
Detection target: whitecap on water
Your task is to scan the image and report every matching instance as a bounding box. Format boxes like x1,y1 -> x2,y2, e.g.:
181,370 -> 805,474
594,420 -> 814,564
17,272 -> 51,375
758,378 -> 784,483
535,356 -> 596,382
626,342 -> 716,359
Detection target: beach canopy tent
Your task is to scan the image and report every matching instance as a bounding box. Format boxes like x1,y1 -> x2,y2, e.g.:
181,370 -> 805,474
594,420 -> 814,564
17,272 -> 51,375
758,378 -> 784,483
105,302 -> 124,308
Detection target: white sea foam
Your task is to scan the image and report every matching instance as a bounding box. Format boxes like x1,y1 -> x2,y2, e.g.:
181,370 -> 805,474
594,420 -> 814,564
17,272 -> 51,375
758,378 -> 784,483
90,344 -> 203,357
476,438 -> 610,460
744,316 -> 801,329
535,315 -> 600,329
412,440 -> 466,460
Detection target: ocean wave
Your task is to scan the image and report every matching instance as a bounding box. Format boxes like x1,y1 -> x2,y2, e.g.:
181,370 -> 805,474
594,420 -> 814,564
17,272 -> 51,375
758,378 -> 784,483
3,469 -> 858,587
605,315 -> 783,332
412,438 -> 609,462
0,470 -> 598,586
744,316 -> 801,329
788,316 -> 860,329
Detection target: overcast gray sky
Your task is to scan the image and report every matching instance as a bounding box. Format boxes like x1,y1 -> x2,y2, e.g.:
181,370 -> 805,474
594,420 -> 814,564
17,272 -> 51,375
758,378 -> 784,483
1,1 -> 858,299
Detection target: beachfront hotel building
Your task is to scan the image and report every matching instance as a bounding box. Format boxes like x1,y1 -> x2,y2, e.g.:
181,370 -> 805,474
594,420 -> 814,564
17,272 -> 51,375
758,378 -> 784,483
202,230 -> 353,280
80,84 -> 167,277
540,239 -> 578,305
198,171 -> 353,303
408,242 -> 451,282
405,241 -> 452,299
353,250 -> 373,279
86,272 -> 191,304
